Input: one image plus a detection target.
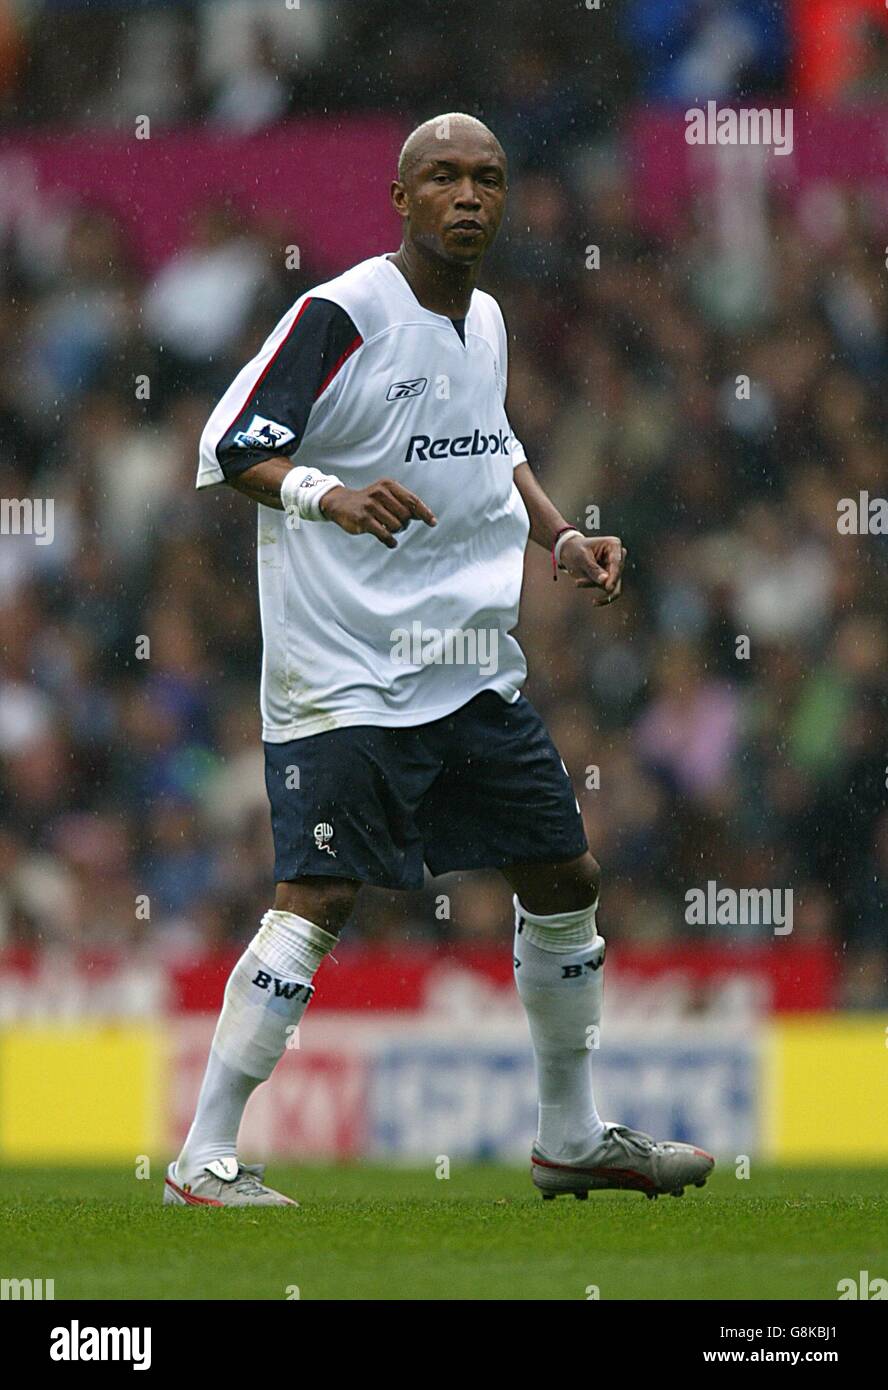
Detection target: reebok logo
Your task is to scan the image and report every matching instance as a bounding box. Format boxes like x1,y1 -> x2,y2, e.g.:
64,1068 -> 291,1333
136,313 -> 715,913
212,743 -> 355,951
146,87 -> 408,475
405,429 -> 512,461
387,378 -> 428,401
251,970 -> 313,1002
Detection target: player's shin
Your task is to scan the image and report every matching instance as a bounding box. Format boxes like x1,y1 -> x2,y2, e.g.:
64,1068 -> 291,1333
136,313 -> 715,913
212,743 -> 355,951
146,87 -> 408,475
175,908 -> 337,1183
512,895 -> 606,1161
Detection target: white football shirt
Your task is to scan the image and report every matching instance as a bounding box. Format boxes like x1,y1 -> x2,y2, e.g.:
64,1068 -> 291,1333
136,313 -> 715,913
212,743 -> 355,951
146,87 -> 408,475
197,253 -> 530,742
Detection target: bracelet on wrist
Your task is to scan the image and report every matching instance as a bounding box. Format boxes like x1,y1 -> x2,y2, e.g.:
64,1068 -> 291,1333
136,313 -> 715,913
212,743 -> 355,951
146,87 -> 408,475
551,526 -> 583,581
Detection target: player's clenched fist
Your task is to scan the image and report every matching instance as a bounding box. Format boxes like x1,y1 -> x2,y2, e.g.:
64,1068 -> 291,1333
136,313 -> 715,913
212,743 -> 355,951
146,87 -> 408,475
319,478 -> 437,548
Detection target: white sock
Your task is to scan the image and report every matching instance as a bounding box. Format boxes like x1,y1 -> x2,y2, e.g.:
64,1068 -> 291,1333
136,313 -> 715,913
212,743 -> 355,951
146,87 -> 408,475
513,894 -> 606,1161
176,909 -> 337,1181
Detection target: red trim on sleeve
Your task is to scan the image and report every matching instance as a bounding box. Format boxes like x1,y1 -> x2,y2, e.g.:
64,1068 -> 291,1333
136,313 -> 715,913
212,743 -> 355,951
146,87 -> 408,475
220,295 -> 314,442
314,333 -> 363,400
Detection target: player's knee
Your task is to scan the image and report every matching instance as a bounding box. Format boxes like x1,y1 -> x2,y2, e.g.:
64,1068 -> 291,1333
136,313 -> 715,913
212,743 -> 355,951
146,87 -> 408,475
510,852 -> 600,913
274,877 -> 360,935
562,852 -> 601,908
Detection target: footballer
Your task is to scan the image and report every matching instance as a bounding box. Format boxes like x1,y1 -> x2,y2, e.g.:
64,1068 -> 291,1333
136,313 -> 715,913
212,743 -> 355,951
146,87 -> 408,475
165,114 -> 715,1207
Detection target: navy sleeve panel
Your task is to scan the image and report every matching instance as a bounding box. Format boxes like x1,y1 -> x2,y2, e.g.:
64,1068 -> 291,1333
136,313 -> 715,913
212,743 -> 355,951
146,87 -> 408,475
214,297 -> 363,481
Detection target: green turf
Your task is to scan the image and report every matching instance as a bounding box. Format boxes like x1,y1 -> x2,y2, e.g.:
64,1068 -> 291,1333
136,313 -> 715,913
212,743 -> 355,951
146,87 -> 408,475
1,1164 -> 886,1300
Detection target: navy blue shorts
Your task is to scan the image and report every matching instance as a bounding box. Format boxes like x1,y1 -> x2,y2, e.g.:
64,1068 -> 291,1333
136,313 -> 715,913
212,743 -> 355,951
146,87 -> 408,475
263,691 -> 588,890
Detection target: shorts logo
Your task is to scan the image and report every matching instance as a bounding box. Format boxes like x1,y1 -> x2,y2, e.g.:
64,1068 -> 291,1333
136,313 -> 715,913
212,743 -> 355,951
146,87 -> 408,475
233,414 -> 296,450
386,378 -> 428,401
313,821 -> 337,857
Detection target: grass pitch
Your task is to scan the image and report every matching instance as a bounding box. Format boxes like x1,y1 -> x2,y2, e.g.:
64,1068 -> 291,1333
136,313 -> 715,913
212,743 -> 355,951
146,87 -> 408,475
1,1164 -> 885,1301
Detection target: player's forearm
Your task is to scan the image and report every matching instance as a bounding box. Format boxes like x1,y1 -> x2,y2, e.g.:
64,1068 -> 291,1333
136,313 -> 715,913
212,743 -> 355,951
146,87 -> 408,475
513,462 -> 575,550
228,458 -> 291,510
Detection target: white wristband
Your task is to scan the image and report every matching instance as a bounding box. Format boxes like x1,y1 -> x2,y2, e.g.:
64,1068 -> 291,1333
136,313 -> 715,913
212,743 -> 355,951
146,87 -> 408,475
280,466 -> 344,522
554,528 -> 583,569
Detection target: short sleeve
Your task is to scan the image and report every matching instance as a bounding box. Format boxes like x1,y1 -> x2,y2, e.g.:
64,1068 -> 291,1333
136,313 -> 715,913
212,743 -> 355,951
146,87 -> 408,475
197,296 -> 362,488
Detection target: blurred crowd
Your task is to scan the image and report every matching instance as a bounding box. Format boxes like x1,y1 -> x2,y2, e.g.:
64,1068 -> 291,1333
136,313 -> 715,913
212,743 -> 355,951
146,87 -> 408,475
0,2 -> 886,1008
3,0 -> 888,135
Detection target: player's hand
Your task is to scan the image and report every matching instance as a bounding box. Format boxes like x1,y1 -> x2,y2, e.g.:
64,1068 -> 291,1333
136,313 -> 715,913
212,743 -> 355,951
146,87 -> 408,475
319,479 -> 437,548
559,534 -> 626,605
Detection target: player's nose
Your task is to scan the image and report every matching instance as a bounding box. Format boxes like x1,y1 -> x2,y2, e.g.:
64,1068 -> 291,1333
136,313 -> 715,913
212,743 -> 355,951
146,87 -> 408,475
453,179 -> 481,208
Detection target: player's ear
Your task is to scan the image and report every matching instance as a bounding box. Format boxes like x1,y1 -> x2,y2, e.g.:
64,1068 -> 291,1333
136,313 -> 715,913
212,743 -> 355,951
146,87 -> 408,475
390,180 -> 409,218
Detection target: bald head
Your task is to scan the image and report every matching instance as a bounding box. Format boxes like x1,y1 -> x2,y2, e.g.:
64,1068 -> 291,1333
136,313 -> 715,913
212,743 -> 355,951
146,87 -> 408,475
397,113 -> 506,182
391,113 -> 508,269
